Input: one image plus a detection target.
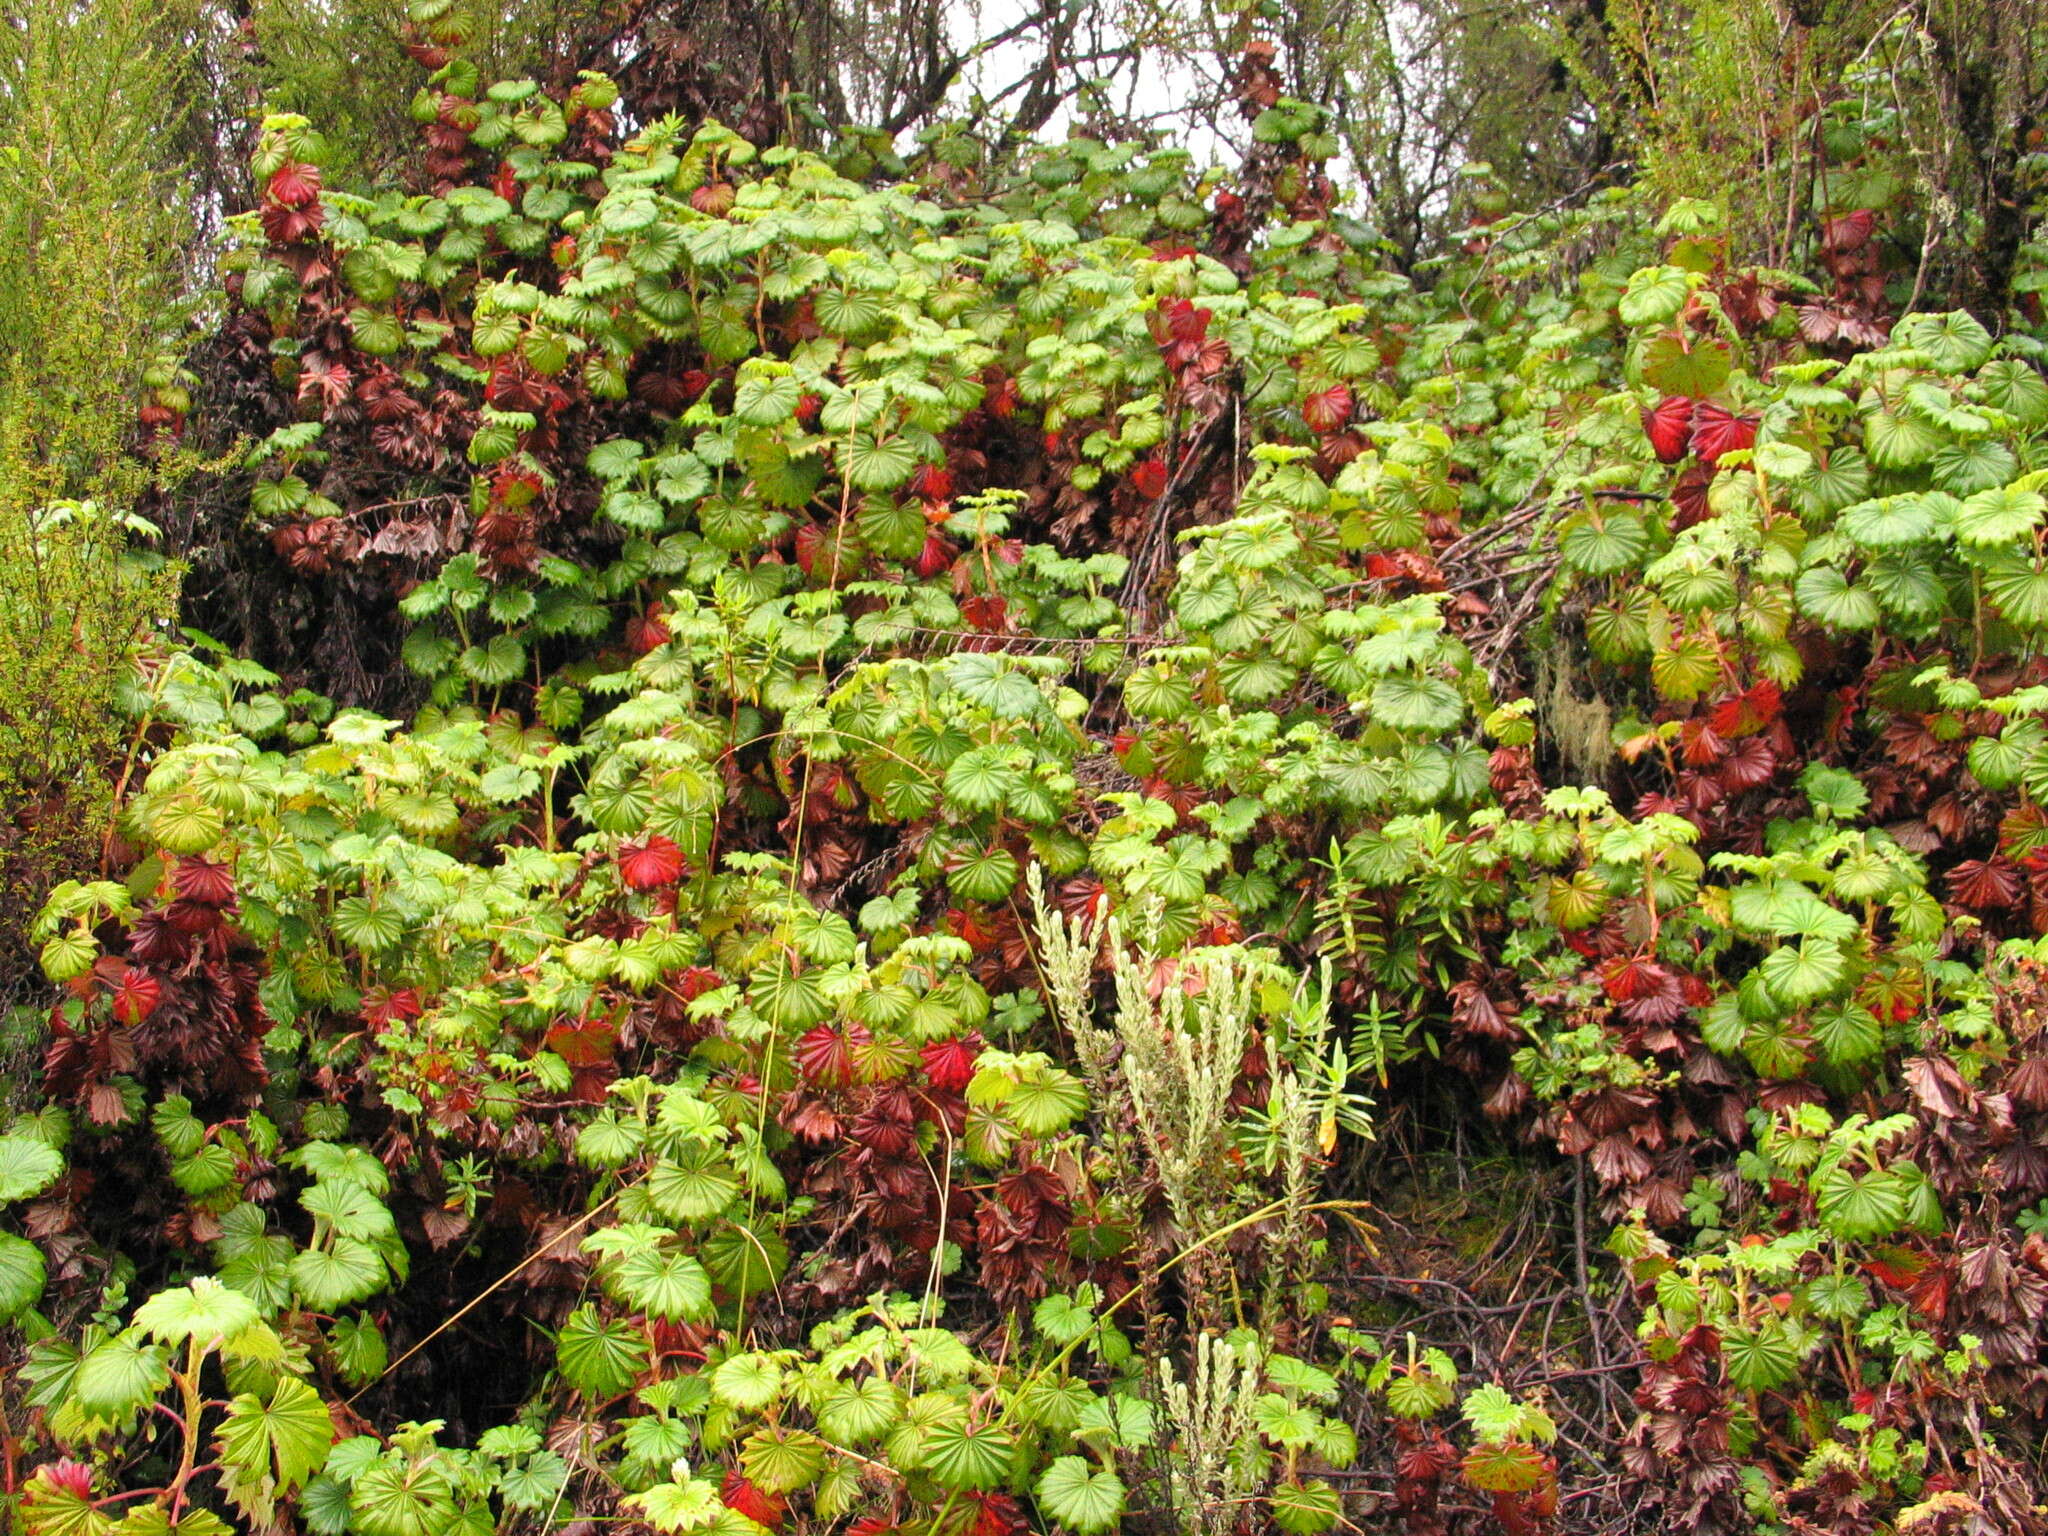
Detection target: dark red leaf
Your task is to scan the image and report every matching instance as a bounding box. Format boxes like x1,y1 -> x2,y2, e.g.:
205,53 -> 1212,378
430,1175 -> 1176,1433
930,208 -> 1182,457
1717,735 -> 1777,790
545,1016 -> 618,1069
915,532 -> 956,577
795,1022 -> 872,1087
1949,856 -> 2022,911
1302,382 -> 1353,434
171,856 -> 236,907
1600,955 -> 1667,1003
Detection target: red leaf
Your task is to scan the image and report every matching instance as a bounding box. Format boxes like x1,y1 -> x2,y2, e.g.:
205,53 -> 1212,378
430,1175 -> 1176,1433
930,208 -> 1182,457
545,1016 -> 618,1068
721,1471 -> 785,1530
109,968 -> 161,1026
1717,734 -> 1777,790
920,1032 -> 983,1091
1691,404 -> 1759,465
267,162 -> 322,209
625,604 -> 671,655
171,855 -> 236,906
1949,856 -> 2023,911
1862,1246 -> 1927,1291
793,521 -> 825,576
1678,719 -> 1727,767
1670,464 -> 1715,529
794,1022 -> 871,1087
34,1462 -> 95,1500
971,1494 -> 1028,1536
1821,209 -> 1875,254
915,532 -> 956,578
1710,678 -> 1781,737
1600,954 -> 1667,1003
1302,382 -> 1353,434
675,966 -> 723,1001
1642,396 -> 1695,463
362,986 -> 423,1027
618,835 -> 685,892
690,181 -> 737,217
961,594 -> 1008,633
1129,457 -> 1169,499
910,463 -> 954,503
1162,299 -> 1212,345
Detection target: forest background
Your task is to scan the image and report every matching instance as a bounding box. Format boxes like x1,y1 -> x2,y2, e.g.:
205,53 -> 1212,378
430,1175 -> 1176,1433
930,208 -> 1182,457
5,2 -> 2048,1535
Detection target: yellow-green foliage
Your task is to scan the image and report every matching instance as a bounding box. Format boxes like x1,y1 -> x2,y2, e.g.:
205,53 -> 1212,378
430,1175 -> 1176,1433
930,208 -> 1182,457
0,0 -> 188,938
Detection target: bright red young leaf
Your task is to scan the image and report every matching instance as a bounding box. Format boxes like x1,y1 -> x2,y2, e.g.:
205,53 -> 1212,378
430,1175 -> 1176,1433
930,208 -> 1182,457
1129,457 -> 1169,499
1642,396 -> 1695,462
794,1022 -> 873,1087
109,968 -> 162,1026
910,463 -> 954,503
961,594 -> 1008,632
721,1471 -> 786,1530
362,986 -> 424,1027
1690,404 -> 1759,464
618,835 -> 685,891
267,162 -> 322,209
1600,955 -> 1667,1003
920,1032 -> 983,1091
915,532 -> 956,577
625,604 -> 671,655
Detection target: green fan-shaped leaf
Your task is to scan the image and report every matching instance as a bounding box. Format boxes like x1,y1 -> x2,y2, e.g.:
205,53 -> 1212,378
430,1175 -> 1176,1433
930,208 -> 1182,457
75,1333 -> 171,1418
1370,674 -> 1463,733
1863,408 -> 1943,469
218,1376 -> 335,1495
0,1231 -> 46,1319
817,1376 -> 902,1444
740,1425 -> 827,1494
1721,1322 -> 1801,1391
1955,486 -> 2045,547
1839,494 -> 1936,548
949,846 -> 1020,903
1558,509 -> 1649,576
711,1351 -> 785,1411
0,1133 -> 62,1201
607,1248 -> 712,1320
556,1305 -> 647,1397
1897,309 -> 1993,373
291,1240 -> 388,1311
1795,565 -> 1879,629
733,371 -> 801,426
135,1277 -> 261,1346
839,433 -> 920,491
1617,266 -> 1691,326
921,1418 -> 1014,1491
1036,1456 -> 1126,1534
1814,1165 -> 1908,1240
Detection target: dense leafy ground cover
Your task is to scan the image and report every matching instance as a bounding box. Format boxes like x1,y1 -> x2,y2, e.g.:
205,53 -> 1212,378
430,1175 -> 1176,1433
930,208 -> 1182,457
12,25 -> 2048,1536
